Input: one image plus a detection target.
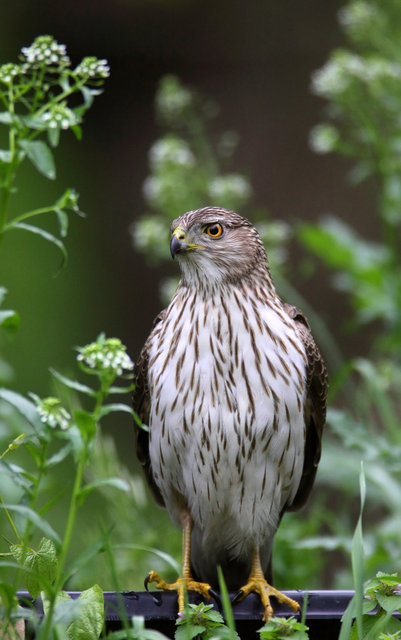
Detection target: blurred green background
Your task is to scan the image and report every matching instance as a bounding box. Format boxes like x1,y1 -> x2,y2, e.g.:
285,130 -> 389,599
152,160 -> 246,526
1,0 -> 394,594
0,0 -> 369,404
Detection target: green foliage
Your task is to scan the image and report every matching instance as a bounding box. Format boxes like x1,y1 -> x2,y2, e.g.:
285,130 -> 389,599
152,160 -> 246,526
258,617 -> 309,640
175,602 -> 239,640
338,469 -> 401,640
306,0 -> 401,356
0,35 -> 109,263
0,333 -> 135,638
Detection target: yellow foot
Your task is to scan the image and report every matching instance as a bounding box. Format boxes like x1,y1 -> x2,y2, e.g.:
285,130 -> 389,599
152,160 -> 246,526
236,577 -> 300,622
145,570 -> 212,612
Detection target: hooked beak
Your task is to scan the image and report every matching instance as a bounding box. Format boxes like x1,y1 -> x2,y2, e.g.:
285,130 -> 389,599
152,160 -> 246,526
170,226 -> 204,259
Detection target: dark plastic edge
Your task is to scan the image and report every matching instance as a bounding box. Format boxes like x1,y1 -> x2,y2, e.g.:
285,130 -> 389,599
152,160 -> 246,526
18,589 -> 355,621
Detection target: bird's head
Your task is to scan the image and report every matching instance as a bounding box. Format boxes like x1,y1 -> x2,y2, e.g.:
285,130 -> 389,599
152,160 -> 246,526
169,207 -> 271,290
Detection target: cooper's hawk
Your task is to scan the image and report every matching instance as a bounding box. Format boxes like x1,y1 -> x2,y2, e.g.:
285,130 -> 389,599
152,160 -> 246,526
133,206 -> 327,621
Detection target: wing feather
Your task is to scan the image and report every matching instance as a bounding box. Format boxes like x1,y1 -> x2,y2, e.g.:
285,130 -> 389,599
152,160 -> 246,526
283,303 -> 328,511
133,309 -> 167,507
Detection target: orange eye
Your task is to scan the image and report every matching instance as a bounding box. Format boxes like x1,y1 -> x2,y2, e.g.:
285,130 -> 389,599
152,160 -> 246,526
204,223 -> 223,238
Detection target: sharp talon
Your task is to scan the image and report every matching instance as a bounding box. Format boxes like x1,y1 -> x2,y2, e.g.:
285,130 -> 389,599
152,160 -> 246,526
231,589 -> 244,604
209,588 -> 221,607
152,592 -> 163,606
144,573 -> 151,591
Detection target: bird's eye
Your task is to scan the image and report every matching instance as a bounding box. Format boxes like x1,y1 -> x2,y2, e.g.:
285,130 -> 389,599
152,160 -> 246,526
204,223 -> 223,238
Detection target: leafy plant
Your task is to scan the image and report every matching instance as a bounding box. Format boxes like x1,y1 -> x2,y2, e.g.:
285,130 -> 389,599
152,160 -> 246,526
175,602 -> 239,640
0,334 -> 135,638
0,35 -> 109,262
258,617 -> 309,640
305,0 -> 401,356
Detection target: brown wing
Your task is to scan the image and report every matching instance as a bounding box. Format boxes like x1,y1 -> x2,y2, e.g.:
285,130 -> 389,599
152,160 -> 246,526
283,303 -> 328,511
133,309 -> 167,507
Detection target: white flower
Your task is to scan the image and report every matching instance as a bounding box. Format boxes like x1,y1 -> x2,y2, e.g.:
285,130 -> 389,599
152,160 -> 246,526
155,75 -> 193,120
208,174 -> 252,204
149,137 -> 196,172
77,336 -> 134,376
74,57 -> 110,79
311,56 -> 351,96
309,124 -> 340,154
21,35 -> 70,68
339,1 -> 379,32
0,63 -> 20,84
41,102 -> 77,130
36,397 -> 71,430
312,50 -> 401,98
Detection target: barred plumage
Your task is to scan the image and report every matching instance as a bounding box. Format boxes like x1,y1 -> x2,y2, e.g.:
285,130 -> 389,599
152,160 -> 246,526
133,206 -> 327,618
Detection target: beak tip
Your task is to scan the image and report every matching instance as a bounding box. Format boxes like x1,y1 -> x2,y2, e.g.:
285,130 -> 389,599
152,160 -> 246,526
170,234 -> 185,259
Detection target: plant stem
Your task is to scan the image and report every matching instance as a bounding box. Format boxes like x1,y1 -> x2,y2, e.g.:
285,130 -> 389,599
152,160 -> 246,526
0,493 -> 23,544
0,85 -> 19,239
4,204 -> 61,230
39,439 -> 88,640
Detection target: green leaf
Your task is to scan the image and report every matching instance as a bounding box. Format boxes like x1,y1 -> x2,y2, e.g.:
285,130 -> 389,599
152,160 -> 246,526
73,409 -> 97,440
115,543 -> 181,574
37,538 -> 58,585
0,460 -> 34,495
47,125 -> 60,148
0,388 -> 42,431
66,584 -> 104,640
78,477 -> 129,503
175,624 -> 206,640
0,309 -> 20,337
50,368 -> 96,397
352,464 -> 366,640
44,443 -> 73,469
10,538 -> 57,598
361,611 -> 401,640
98,403 -> 134,418
55,208 -> 69,237
0,112 -> 12,123
80,86 -> 95,109
62,536 -> 109,584
19,139 -> 56,179
128,616 -> 169,639
71,124 -> 83,140
217,566 -> 238,639
10,222 -> 67,267
376,592 -> 401,614
2,504 -> 61,547
42,590 -> 78,626
339,595 -> 356,640
0,149 -> 12,163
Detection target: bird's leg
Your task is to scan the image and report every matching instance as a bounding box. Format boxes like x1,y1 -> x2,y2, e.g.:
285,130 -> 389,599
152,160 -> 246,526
235,546 -> 300,622
145,510 -> 212,613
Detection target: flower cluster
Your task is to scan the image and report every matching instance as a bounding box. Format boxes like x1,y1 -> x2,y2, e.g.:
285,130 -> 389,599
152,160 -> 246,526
309,123 -> 340,154
207,174 -> 252,208
132,215 -> 170,263
41,102 -> 78,130
74,57 -> 110,80
77,336 -> 134,376
21,35 -> 70,69
0,63 -> 20,85
338,0 -> 379,36
149,136 -> 196,172
36,396 -> 71,430
312,50 -> 401,98
155,75 -> 193,122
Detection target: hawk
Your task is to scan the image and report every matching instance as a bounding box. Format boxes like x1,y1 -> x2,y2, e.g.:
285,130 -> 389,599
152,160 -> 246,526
133,206 -> 327,621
